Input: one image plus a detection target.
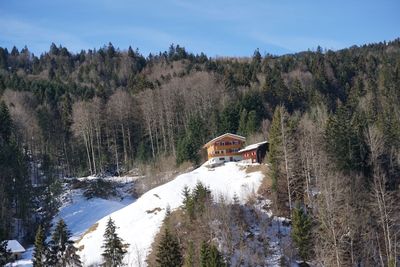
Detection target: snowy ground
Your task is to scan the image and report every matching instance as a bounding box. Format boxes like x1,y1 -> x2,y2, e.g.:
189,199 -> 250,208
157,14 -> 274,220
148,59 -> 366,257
54,177 -> 136,240
9,162 -> 291,267
77,162 -> 264,266
9,176 -> 136,267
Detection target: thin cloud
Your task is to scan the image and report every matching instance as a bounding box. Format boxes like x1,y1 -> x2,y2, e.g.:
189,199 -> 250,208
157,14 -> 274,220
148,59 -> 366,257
249,31 -> 347,53
0,15 -> 91,53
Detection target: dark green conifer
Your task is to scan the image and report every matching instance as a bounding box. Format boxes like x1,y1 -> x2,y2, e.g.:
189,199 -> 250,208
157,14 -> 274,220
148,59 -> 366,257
200,241 -> 225,267
291,204 -> 313,264
102,217 -> 127,267
47,219 -> 81,266
184,241 -> 195,267
155,228 -> 182,267
33,225 -> 47,267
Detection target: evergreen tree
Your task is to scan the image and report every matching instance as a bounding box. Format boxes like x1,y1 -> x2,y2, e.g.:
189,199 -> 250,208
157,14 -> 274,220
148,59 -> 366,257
64,243 -> 82,267
156,228 -> 182,267
325,106 -> 367,173
220,104 -> 240,134
0,240 -> 11,266
192,182 -> 212,215
176,115 -> 205,165
102,217 -> 127,267
182,186 -> 191,208
199,241 -> 209,267
33,225 -> 47,267
47,219 -> 81,266
181,186 -> 195,220
246,110 -> 258,135
48,219 -> 70,263
200,241 -> 225,267
184,241 -> 195,267
207,244 -> 225,267
268,107 -> 284,191
237,109 -> 248,136
291,204 -> 313,264
0,101 -> 12,143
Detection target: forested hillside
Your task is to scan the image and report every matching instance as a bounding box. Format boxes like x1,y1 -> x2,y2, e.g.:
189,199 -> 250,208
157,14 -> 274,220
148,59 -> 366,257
1,39 -> 400,265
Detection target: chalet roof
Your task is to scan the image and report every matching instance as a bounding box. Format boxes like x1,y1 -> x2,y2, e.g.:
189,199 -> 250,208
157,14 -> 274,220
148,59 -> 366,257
239,141 -> 268,153
5,240 -> 25,253
203,133 -> 246,148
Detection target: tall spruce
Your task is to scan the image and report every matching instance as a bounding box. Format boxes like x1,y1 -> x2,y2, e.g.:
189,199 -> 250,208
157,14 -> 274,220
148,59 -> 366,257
102,217 -> 127,267
268,106 -> 296,214
33,225 -> 47,267
291,204 -> 313,264
47,219 -> 81,267
184,241 -> 195,267
200,241 -> 225,267
155,228 -> 182,267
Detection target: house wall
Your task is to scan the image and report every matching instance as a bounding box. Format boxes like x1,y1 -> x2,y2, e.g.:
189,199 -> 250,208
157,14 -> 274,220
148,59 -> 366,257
206,136 -> 245,159
242,143 -> 268,163
12,252 -> 22,260
242,149 -> 258,163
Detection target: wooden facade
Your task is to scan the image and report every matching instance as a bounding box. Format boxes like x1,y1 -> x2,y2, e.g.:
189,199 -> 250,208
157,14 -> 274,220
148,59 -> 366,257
203,133 -> 246,162
239,141 -> 268,163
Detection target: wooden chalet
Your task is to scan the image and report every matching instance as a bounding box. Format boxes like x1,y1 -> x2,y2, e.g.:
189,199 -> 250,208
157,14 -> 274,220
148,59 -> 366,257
203,133 -> 246,163
239,141 -> 268,163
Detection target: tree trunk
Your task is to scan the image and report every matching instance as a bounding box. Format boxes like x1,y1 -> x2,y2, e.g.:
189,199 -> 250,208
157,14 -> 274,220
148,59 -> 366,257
83,132 -> 92,175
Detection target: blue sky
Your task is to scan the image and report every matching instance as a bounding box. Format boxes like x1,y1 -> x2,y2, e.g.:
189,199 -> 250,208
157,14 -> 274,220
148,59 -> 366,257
0,0 -> 399,57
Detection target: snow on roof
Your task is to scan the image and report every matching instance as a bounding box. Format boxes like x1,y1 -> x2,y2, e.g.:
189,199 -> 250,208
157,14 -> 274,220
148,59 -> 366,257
5,240 -> 25,253
203,133 -> 246,148
239,141 -> 268,153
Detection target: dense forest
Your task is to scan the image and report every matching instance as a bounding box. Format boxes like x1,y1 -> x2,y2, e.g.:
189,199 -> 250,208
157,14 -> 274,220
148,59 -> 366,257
1,39 -> 400,266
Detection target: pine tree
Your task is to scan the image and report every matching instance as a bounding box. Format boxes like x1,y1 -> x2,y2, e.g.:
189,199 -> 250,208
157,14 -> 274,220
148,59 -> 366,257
182,186 -> 191,209
0,240 -> 11,266
46,219 -> 81,266
0,101 -> 12,143
184,241 -> 195,267
207,244 -> 225,267
200,241 -> 225,267
102,217 -> 127,267
246,110 -> 258,135
176,115 -> 205,165
268,107 -> 284,191
49,219 -> 70,263
33,225 -> 47,267
200,241 -> 209,267
181,186 -> 195,220
192,182 -> 212,215
156,228 -> 182,267
291,204 -> 313,264
238,109 -> 248,136
64,243 -> 83,267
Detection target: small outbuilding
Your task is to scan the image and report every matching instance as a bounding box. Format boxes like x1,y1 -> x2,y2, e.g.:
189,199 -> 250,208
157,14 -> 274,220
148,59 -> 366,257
239,141 -> 269,163
5,240 -> 26,260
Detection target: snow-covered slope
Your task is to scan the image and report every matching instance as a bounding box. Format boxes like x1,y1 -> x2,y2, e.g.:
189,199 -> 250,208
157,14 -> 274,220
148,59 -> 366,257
11,177 -> 136,267
54,188 -> 134,240
77,162 -> 264,266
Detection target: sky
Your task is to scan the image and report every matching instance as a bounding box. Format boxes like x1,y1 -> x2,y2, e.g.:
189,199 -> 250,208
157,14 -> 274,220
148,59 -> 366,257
0,0 -> 399,57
